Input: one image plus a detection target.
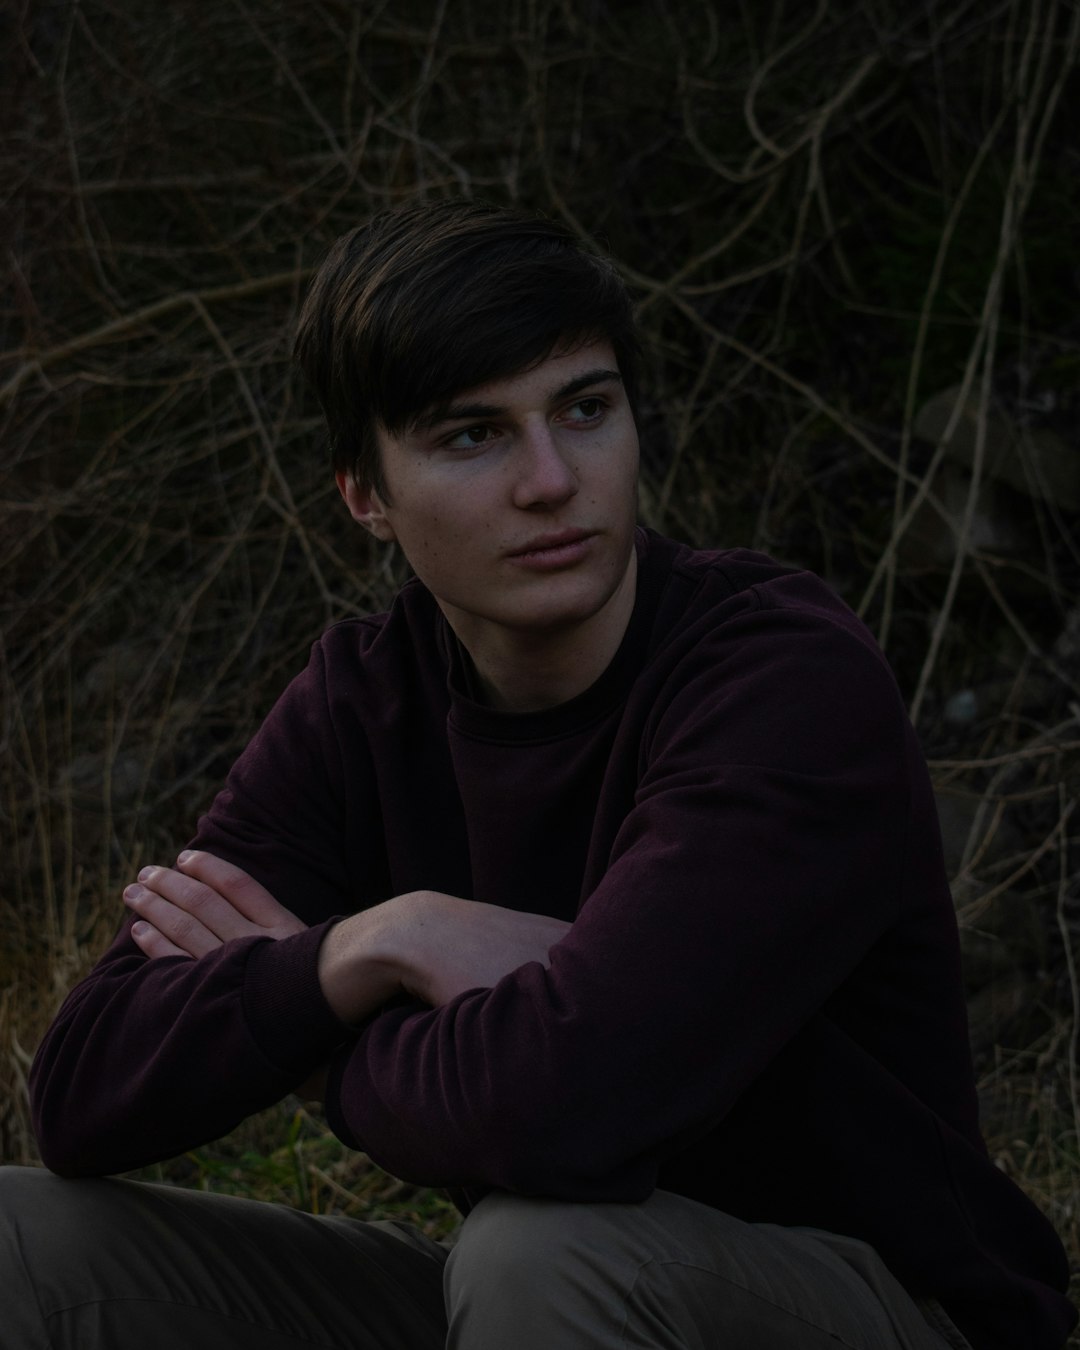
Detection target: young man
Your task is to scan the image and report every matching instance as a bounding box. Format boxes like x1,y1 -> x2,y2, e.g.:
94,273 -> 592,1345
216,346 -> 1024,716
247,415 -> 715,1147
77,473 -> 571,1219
6,202 -> 1074,1349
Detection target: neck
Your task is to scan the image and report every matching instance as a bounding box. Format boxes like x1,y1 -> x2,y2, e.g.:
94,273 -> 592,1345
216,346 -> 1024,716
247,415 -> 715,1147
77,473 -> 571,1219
448,552 -> 638,713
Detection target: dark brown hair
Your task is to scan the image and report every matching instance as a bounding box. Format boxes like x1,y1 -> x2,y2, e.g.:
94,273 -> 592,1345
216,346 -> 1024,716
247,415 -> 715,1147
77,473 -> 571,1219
294,200 -> 641,496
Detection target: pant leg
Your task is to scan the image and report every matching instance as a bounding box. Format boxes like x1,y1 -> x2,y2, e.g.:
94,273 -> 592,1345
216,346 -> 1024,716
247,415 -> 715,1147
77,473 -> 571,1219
0,1166 -> 448,1350
445,1188 -> 966,1350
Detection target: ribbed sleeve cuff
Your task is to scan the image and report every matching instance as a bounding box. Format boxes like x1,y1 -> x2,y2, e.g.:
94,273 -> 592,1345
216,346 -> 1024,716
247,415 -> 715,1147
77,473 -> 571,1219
241,920 -> 351,1073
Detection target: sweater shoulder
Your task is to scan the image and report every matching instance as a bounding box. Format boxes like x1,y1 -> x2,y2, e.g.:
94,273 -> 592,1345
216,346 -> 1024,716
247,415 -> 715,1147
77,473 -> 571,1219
643,530 -> 887,670
312,578 -> 443,683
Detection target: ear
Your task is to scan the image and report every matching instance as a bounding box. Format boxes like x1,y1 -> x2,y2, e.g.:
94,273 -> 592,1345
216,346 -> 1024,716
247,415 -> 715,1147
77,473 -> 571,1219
335,470 -> 396,542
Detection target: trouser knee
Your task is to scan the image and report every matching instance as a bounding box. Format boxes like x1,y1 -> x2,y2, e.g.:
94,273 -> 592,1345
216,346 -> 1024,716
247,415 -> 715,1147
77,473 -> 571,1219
445,1189 -> 660,1350
447,1190 -> 630,1296
446,1189 -> 962,1350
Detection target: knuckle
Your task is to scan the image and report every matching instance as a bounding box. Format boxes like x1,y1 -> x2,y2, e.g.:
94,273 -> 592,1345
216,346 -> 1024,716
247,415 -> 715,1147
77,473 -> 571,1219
171,913 -> 195,943
182,884 -> 210,914
230,873 -> 256,900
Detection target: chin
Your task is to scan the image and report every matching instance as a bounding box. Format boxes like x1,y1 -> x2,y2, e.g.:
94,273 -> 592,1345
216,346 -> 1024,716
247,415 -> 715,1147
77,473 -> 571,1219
508,578 -> 624,632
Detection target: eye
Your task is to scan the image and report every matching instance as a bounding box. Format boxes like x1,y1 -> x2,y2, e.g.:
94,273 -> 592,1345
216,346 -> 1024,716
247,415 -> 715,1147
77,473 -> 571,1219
443,424 -> 498,450
563,396 -> 607,424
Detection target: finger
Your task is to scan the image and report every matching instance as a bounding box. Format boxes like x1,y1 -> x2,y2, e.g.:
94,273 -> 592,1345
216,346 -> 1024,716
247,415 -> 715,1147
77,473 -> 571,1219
130,863 -> 256,941
130,918 -> 195,961
174,851 -> 295,927
123,880 -> 224,958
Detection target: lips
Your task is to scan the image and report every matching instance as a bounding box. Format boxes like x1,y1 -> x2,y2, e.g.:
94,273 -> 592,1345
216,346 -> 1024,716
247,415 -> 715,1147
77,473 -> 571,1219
508,529 -> 593,558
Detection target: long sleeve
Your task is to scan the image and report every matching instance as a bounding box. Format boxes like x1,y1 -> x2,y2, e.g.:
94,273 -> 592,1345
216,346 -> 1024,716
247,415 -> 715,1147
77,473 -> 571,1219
30,639 -> 362,1177
30,923 -> 345,1177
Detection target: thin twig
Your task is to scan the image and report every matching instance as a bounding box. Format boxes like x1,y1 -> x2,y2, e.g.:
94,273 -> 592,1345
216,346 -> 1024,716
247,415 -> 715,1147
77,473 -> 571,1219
0,270 -> 313,406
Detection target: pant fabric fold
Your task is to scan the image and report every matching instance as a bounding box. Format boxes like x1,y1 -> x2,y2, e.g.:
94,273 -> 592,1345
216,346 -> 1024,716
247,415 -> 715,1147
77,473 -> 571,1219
0,1167 -> 967,1350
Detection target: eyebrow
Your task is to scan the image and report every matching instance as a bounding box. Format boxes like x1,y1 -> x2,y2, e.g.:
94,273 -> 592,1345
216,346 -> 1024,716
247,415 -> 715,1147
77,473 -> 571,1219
416,368 -> 623,431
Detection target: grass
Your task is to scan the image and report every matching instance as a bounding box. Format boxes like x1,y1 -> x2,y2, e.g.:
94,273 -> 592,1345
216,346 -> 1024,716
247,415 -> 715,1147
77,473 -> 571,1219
2,0 -> 1078,1330
124,1104 -> 461,1239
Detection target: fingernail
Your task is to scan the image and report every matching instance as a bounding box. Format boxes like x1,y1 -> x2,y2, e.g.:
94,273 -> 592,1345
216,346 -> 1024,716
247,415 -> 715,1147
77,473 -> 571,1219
137,867 -> 153,882
177,851 -> 194,864
124,884 -> 143,901
131,921 -> 149,937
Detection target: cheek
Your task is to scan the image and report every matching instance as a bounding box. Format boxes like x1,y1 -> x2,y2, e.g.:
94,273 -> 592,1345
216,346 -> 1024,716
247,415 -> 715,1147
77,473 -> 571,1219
594,451 -> 639,505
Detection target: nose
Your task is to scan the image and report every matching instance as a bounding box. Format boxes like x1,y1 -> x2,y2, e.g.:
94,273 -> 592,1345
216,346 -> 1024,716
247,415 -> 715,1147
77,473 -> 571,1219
511,422 -> 579,509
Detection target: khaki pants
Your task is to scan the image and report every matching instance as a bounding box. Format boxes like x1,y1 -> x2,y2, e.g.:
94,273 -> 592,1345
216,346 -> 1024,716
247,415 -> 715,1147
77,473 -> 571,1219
0,1166 -> 968,1349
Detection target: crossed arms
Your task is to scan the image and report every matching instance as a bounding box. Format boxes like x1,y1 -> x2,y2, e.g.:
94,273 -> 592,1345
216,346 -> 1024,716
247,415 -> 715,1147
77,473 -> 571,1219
31,590 -> 913,1195
31,850 -> 578,1179
124,851 -> 570,1031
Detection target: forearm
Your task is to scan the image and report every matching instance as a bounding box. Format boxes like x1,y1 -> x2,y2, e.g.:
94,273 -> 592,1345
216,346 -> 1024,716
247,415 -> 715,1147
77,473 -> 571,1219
34,865 -> 568,1173
30,919 -> 346,1176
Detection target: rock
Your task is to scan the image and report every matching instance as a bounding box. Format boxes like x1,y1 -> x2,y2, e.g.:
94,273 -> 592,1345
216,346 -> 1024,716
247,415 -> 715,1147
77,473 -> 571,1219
935,791 -> 1008,880
79,643 -> 149,707
943,689 -> 978,725
914,385 -> 1079,511
965,969 -> 1039,1059
56,750 -> 146,805
900,460 -> 1021,570
958,923 -> 1023,991
1053,606 -> 1080,672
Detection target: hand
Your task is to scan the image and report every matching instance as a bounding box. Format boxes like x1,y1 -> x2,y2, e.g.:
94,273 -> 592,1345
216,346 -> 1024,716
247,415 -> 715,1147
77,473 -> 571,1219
123,851 -> 306,960
316,890 -> 572,1025
388,890 -> 572,1007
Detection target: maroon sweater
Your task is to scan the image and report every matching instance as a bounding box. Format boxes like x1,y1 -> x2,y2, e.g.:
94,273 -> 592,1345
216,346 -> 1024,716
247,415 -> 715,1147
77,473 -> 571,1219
31,529 -> 1074,1349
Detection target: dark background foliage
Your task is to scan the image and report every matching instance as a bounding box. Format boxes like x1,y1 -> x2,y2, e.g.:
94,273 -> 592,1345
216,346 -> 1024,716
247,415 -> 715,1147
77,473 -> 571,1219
3,0 -> 1078,1306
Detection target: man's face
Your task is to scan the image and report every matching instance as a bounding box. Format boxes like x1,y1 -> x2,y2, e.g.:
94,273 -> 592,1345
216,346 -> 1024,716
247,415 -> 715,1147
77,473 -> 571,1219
336,339 -> 640,654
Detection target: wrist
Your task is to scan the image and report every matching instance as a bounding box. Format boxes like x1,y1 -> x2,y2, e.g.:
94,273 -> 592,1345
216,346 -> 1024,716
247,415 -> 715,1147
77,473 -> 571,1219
316,904 -> 404,1025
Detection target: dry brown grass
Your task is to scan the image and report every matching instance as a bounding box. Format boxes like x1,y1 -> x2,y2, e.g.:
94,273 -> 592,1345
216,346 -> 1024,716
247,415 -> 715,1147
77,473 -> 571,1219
3,0 -> 1078,1321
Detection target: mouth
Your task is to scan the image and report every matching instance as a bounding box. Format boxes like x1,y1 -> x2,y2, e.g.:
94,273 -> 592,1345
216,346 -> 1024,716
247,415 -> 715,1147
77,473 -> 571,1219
508,529 -> 593,559
506,529 -> 596,570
